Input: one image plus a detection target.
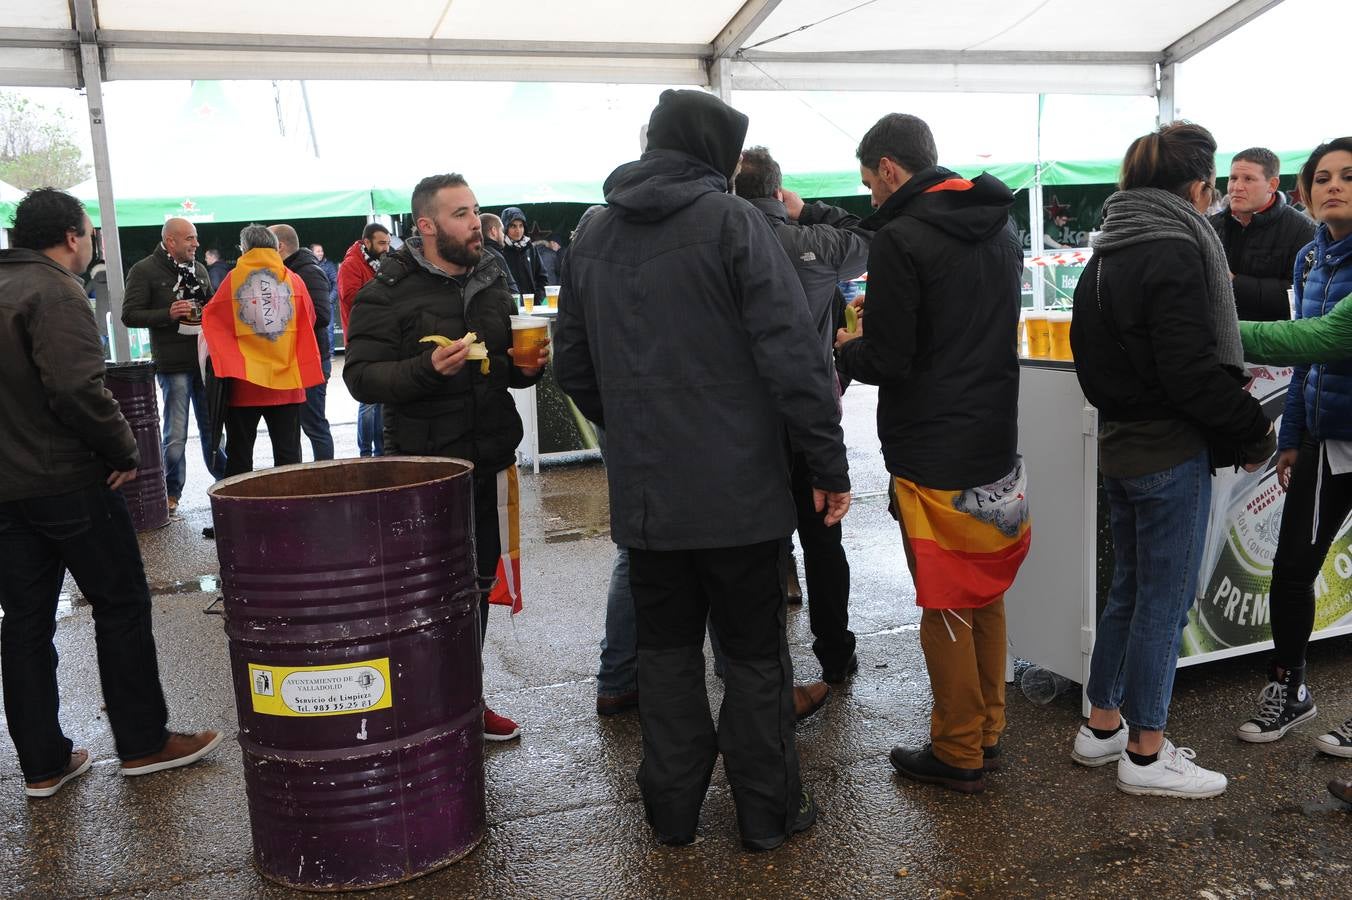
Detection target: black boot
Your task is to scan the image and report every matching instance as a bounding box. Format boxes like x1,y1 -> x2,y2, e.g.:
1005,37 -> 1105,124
1236,662 -> 1316,743
890,744 -> 986,794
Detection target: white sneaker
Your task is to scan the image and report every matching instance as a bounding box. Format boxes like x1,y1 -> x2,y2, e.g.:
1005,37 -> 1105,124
1071,724 -> 1127,767
1116,740 -> 1227,799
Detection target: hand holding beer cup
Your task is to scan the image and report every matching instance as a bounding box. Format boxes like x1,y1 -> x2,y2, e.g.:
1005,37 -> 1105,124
169,299 -> 195,321
510,315 -> 550,374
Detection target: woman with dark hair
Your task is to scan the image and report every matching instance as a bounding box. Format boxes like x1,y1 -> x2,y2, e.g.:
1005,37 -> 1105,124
1069,122 -> 1275,798
1231,139 -> 1352,774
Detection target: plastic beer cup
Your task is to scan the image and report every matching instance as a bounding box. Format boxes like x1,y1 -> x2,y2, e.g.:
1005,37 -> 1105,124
1024,314 -> 1051,358
1047,311 -> 1073,361
545,285 -> 560,309
521,293 -> 535,312
510,315 -> 549,363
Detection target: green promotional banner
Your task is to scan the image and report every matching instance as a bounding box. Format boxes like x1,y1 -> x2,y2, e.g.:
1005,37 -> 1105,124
82,189 -> 373,229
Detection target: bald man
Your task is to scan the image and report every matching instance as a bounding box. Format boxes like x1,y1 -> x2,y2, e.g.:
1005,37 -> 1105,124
123,217 -> 227,509
269,224 -> 334,461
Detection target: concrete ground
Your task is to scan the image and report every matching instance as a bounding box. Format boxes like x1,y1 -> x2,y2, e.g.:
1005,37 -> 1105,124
3,360 -> 1351,899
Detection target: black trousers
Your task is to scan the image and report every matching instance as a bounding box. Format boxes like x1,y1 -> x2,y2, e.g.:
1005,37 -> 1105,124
223,403 -> 303,477
789,450 -> 855,673
1270,438 -> 1352,669
0,484 -> 169,781
472,468 -> 502,645
629,540 -> 800,844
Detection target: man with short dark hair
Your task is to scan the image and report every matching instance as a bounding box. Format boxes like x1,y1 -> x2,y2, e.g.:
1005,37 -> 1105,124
836,113 -> 1029,795
344,174 -> 549,743
734,145 -> 870,688
337,223 -> 392,457
271,224 -> 335,461
0,189 -> 221,799
556,90 -> 850,851
203,247 -> 232,293
122,216 -> 227,510
479,213 -> 520,295
499,207 -> 547,302
1211,147 -> 1315,321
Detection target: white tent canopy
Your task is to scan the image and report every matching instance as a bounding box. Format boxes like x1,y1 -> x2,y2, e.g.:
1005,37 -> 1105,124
1,0 -> 1283,99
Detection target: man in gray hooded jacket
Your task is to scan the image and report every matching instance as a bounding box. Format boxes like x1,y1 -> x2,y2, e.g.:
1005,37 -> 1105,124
555,90 -> 850,852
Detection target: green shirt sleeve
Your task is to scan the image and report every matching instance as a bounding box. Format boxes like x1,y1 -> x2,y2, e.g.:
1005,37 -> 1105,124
1239,293 -> 1352,364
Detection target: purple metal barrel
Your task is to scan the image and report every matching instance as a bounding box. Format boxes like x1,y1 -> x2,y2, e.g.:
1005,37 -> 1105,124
208,457 -> 484,892
105,361 -> 169,531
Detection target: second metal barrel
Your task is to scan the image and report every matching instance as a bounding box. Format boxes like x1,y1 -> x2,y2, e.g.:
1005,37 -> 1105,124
208,457 -> 484,892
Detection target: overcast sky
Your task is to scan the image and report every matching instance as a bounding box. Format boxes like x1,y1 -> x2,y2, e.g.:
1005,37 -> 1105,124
10,0 -> 1337,196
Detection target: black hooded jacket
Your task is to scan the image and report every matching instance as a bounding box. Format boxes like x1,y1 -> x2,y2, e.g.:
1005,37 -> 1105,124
283,247 -> 333,357
836,167 -> 1023,489
1208,191 -> 1315,321
554,89 -> 848,551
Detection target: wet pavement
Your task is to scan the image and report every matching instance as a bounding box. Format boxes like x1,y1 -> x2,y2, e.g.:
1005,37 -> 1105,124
5,360 -> 1352,898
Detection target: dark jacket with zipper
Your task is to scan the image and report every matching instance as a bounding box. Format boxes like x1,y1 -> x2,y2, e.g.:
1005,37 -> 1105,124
342,238 -> 541,472
501,240 -> 548,302
835,166 -> 1023,490
0,249 -> 138,502
1209,192 -> 1315,321
1070,239 -> 1271,466
555,148 -> 849,551
1280,225 -> 1352,449
283,247 -> 334,358
121,245 -> 211,374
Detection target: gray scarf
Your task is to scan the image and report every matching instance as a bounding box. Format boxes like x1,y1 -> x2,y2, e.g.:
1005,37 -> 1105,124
1091,187 -> 1244,370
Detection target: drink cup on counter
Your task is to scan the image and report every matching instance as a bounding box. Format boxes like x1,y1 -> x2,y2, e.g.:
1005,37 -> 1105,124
1047,311 -> 1073,361
520,293 -> 535,312
1024,314 -> 1051,358
510,314 -> 550,362
545,285 -> 560,309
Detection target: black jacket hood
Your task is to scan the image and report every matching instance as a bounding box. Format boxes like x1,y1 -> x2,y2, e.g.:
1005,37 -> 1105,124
862,166 -> 1015,243
644,89 -> 748,179
603,150 -> 730,224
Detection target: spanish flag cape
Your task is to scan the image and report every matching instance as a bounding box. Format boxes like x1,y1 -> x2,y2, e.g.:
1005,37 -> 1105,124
893,459 -> 1031,610
202,247 -> 323,390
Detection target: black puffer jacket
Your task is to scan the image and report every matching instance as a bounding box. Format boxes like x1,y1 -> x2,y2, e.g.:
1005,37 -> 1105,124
835,167 -> 1023,490
1070,239 -> 1270,459
342,239 -> 541,472
1209,192 -> 1315,321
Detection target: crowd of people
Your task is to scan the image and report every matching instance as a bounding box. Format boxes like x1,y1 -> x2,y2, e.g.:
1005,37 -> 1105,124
1,86 -> 1351,857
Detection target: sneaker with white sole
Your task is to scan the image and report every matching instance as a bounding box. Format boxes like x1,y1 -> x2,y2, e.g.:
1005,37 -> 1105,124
1315,715 -> 1352,758
1071,723 -> 1128,767
483,707 -> 521,742
1116,740 -> 1227,799
1237,667 -> 1316,743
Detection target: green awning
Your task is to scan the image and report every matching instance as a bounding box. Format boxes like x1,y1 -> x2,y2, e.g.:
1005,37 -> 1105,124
82,188 -> 373,228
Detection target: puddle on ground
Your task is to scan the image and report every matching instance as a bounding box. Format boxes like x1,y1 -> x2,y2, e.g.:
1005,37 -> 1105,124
54,574 -> 221,608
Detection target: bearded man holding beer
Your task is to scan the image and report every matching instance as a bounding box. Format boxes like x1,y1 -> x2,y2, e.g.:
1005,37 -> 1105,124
343,173 -> 549,744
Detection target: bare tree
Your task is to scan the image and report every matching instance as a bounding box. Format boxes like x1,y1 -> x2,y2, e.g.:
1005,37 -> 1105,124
0,92 -> 91,191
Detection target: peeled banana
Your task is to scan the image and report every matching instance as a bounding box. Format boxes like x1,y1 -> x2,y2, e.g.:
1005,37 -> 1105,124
844,305 -> 859,334
419,332 -> 491,374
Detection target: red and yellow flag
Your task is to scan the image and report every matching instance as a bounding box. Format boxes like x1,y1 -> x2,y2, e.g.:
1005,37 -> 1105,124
488,465 -> 523,614
202,248 -> 323,390
893,461 -> 1031,610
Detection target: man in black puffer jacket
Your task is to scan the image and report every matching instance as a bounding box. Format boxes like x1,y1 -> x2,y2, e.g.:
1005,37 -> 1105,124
270,224 -> 334,461
1210,147 -> 1315,321
556,89 -> 850,852
344,174 -> 548,744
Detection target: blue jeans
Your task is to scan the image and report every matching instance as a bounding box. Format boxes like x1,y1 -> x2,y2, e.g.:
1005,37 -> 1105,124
157,371 -> 227,499
0,484 -> 169,780
357,403 -> 384,458
597,547 -> 638,697
301,355 -> 335,461
1087,451 -> 1211,731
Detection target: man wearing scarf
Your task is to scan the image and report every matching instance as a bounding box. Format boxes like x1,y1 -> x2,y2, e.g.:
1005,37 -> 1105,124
123,217 -> 227,510
499,207 -> 548,302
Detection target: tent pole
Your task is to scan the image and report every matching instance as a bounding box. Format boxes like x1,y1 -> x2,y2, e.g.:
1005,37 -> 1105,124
1157,62 -> 1177,125
75,0 -> 130,361
1029,93 -> 1046,312
708,57 -> 732,101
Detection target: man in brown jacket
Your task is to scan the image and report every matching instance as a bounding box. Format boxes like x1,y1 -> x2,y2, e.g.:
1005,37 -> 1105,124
0,189 -> 220,800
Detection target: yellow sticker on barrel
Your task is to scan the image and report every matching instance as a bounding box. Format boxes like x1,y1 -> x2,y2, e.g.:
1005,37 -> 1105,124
247,658 -> 392,717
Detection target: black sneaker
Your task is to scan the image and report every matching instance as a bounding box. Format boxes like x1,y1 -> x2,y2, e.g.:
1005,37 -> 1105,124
822,653 -> 859,685
890,744 -> 986,794
1315,715 -> 1352,758
982,741 -> 1002,772
742,789 -> 817,852
1236,665 -> 1316,743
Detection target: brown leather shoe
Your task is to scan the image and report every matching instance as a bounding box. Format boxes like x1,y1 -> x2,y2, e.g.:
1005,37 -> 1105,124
596,691 -> 639,716
794,682 -> 830,720
25,749 -> 92,798
1329,777 -> 1352,805
120,730 -> 223,777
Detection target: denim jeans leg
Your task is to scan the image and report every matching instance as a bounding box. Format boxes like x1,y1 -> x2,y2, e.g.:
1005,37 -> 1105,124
188,370 -> 227,479
301,357 -> 335,461
597,546 -> 638,697
1090,452 -> 1210,731
1086,476 -> 1136,714
357,403 -> 383,457
157,372 -> 190,499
